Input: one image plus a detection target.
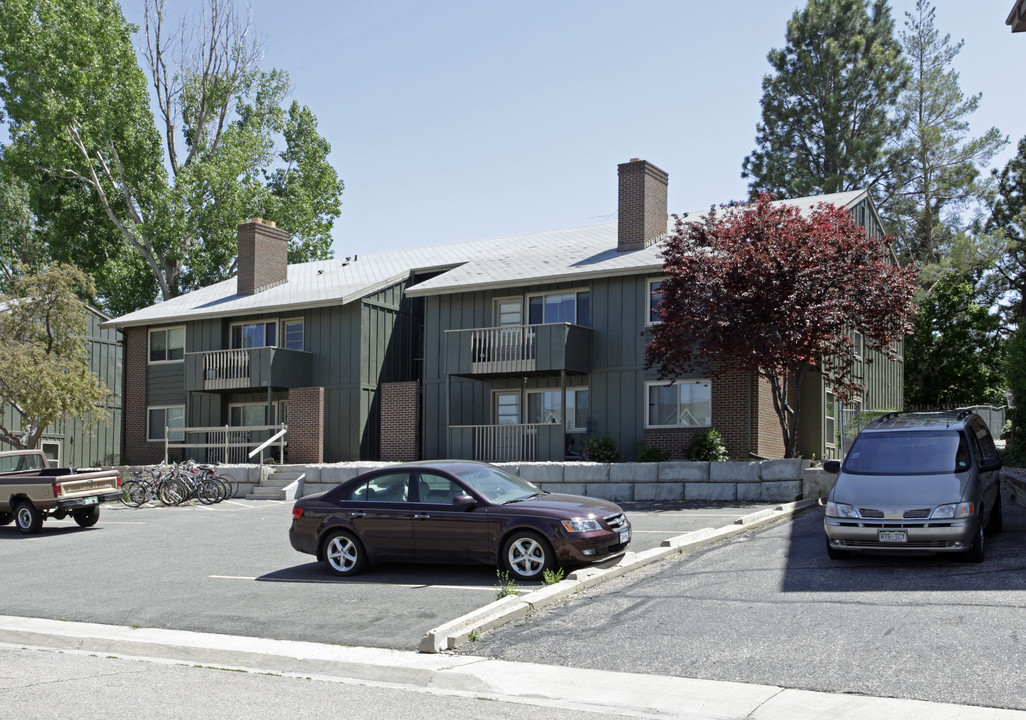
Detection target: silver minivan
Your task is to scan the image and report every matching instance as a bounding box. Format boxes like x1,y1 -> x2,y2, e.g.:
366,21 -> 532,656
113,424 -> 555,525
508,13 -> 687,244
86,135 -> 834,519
823,411 -> 1002,562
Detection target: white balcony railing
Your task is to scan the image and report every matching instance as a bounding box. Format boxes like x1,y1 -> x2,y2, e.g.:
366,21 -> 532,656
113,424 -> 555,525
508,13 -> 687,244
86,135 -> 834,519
449,423 -> 546,462
203,349 -> 251,390
468,325 -> 536,373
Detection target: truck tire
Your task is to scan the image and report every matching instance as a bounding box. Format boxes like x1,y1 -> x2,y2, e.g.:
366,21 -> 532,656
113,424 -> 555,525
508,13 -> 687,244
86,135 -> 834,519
73,505 -> 100,527
0,511 -> 13,526
14,501 -> 43,535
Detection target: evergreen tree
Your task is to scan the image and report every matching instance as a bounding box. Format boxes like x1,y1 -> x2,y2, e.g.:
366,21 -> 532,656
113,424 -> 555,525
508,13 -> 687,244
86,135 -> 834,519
742,0 -> 907,199
886,0 -> 1005,268
989,135 -> 1026,326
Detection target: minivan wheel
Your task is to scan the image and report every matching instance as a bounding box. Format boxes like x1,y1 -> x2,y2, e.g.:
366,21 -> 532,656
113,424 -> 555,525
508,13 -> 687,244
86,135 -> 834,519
986,493 -> 1003,535
962,517 -> 985,563
825,537 -> 850,560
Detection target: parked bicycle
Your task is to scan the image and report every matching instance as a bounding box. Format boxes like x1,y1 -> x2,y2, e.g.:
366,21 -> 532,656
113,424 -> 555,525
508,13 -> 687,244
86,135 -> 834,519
121,460 -> 237,507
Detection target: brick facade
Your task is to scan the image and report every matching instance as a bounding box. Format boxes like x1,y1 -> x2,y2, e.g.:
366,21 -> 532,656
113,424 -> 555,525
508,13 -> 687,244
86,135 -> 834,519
617,159 -> 669,252
642,370 -> 788,460
288,387 -> 324,464
379,381 -> 421,462
237,219 -> 289,296
122,326 -> 164,465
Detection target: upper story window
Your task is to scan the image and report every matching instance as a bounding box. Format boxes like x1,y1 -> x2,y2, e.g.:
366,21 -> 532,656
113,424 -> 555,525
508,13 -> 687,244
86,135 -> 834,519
647,278 -> 666,325
645,380 -> 712,428
231,321 -> 277,349
853,331 -> 864,360
282,318 -> 304,351
149,326 -> 185,363
527,290 -> 590,327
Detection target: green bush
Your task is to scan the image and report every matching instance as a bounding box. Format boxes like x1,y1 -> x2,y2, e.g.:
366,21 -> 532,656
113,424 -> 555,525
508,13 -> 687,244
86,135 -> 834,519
684,429 -> 728,461
636,443 -> 669,463
583,433 -> 621,463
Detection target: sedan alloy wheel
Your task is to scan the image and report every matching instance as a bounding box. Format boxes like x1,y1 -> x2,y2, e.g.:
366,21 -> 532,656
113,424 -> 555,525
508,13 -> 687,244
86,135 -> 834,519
503,531 -> 553,581
324,531 -> 367,577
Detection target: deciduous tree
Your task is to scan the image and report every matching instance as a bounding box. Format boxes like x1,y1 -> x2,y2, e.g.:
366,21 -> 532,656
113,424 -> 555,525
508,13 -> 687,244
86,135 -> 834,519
0,0 -> 343,314
645,194 -> 917,457
0,264 -> 111,449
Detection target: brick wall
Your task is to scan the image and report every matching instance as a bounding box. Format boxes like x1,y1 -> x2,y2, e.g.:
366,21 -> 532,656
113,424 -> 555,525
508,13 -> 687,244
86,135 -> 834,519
380,381 -> 421,462
288,387 -> 324,464
237,219 -> 289,295
123,326 -> 164,465
617,159 -> 669,252
641,371 -> 788,460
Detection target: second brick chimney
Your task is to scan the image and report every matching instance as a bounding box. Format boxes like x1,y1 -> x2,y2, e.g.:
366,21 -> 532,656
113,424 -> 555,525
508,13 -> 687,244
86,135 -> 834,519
237,218 -> 288,295
617,159 -> 669,252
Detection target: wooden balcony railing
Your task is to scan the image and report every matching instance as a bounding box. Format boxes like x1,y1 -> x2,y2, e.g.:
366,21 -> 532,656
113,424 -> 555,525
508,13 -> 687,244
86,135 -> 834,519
444,323 -> 591,377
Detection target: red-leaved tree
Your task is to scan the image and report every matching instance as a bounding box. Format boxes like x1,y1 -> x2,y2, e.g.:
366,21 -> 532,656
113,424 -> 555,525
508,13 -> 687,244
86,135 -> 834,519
645,193 -> 918,458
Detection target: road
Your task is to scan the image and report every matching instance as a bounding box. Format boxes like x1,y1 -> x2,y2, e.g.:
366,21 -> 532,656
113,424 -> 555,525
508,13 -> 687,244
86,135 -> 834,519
462,503 -> 1026,710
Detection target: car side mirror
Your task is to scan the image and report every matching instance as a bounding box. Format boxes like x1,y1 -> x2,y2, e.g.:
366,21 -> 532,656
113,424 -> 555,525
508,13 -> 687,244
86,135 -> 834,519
452,495 -> 477,510
980,457 -> 1002,472
823,460 -> 841,474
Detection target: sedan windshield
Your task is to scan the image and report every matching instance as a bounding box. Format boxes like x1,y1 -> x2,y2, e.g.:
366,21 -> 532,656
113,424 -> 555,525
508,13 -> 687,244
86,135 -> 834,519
451,465 -> 543,504
843,430 -> 970,475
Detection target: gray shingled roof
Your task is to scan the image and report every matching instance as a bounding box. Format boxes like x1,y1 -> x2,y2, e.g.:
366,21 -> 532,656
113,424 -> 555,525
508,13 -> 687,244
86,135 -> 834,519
105,189 -> 869,328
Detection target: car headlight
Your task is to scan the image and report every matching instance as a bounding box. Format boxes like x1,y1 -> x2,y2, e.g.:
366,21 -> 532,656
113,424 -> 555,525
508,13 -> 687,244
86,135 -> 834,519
930,502 -> 975,520
825,502 -> 860,519
561,518 -> 603,533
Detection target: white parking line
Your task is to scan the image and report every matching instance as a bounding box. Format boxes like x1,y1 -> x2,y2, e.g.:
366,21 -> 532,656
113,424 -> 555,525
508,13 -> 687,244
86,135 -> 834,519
208,575 -> 494,590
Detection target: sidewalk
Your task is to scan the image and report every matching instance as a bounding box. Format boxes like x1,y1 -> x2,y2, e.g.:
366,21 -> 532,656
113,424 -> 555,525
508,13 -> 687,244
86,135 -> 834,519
1,615 -> 1022,720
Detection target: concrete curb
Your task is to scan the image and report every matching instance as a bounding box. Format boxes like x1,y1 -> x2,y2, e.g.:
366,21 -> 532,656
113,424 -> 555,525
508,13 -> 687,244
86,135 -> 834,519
418,498 -> 820,653
3,615 -> 1022,720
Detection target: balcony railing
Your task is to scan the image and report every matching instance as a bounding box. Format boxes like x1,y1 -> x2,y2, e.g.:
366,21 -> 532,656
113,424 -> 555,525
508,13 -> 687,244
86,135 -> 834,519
444,323 -> 591,377
448,423 -> 566,463
185,347 -> 312,392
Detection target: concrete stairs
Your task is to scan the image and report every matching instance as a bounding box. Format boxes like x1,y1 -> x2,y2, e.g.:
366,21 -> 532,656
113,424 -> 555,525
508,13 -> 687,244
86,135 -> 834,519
245,466 -> 307,501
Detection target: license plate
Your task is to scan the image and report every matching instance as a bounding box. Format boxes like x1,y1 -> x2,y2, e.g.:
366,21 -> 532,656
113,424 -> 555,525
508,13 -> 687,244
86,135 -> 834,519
81,496 -> 98,505
619,529 -> 630,544
878,529 -> 907,543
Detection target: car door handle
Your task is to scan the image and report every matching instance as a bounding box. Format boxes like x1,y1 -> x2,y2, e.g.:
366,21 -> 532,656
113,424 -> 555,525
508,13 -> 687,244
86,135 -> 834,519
413,514 -> 431,519
350,512 -> 366,518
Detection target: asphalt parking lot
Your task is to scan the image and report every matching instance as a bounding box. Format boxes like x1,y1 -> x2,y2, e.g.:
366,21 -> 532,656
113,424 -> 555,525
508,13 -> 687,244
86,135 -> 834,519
0,497 -> 781,650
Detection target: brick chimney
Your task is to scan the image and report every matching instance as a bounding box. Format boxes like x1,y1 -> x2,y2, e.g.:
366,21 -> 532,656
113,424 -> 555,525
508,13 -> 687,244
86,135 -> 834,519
237,218 -> 288,295
617,159 -> 668,252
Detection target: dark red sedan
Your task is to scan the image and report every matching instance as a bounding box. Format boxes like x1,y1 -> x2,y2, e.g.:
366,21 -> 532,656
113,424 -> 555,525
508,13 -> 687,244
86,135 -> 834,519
289,460 -> 631,581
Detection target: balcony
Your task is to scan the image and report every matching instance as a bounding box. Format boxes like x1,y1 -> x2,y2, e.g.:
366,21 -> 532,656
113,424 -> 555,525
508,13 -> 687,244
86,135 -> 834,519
448,423 -> 567,463
444,323 -> 591,378
185,348 -> 312,392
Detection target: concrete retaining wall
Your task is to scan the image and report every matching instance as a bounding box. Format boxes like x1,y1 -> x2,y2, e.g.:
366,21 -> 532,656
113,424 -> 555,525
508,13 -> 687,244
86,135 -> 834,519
287,460 -> 813,503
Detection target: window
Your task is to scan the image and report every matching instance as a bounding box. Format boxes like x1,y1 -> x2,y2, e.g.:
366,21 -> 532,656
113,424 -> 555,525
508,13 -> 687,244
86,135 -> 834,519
149,326 -> 185,363
825,390 -> 836,447
230,403 -> 274,427
416,472 -> 464,503
148,406 -> 184,442
526,388 -> 590,431
853,331 -> 864,360
231,321 -> 277,349
344,472 -> 410,502
647,279 -> 666,324
527,290 -> 590,326
282,318 -> 304,351
41,441 -> 61,465
645,380 -> 712,428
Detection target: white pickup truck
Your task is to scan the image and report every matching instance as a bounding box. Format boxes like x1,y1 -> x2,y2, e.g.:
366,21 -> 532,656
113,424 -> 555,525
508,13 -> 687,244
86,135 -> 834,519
0,449 -> 122,534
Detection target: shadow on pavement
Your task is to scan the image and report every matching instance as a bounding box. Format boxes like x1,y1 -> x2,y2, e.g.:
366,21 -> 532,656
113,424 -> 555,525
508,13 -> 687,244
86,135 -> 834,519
780,498 -> 1026,592
258,561 -> 507,588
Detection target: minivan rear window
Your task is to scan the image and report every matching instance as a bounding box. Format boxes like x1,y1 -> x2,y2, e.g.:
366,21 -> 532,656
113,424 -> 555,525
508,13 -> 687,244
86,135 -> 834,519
843,430 -> 970,475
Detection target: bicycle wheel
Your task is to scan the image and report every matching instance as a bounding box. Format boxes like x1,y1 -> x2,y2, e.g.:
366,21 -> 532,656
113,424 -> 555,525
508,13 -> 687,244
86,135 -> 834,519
121,480 -> 148,508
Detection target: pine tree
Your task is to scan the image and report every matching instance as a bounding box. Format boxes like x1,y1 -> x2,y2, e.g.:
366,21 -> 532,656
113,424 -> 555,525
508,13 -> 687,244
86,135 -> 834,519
742,0 -> 907,199
887,0 -> 1005,268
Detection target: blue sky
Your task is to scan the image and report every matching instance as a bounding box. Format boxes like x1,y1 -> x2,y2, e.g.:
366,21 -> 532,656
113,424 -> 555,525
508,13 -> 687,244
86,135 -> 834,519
122,1 -> 1025,257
